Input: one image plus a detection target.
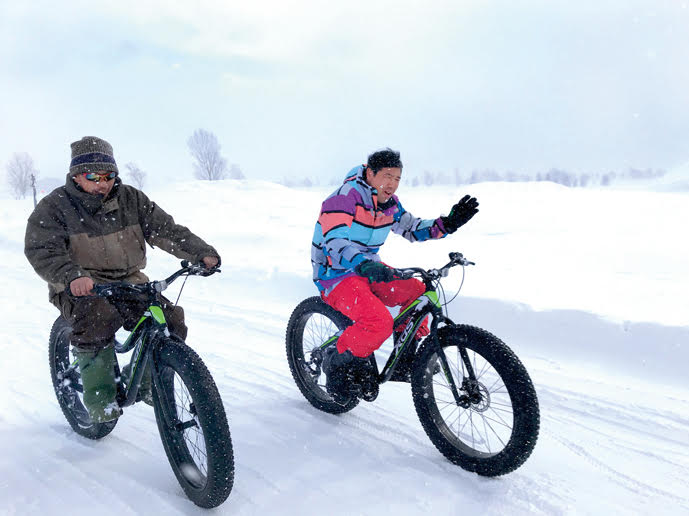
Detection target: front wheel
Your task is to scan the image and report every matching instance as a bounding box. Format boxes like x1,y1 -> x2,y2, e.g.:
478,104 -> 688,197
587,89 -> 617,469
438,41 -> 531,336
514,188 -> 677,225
48,316 -> 118,440
152,336 -> 234,508
411,325 -> 540,476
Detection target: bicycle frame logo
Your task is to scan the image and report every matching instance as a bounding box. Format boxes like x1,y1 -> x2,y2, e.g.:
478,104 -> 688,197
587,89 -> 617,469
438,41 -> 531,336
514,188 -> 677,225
393,291 -> 441,354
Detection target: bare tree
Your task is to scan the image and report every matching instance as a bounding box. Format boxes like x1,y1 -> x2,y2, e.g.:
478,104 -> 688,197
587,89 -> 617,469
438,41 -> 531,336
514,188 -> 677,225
187,129 -> 228,180
228,163 -> 245,180
30,173 -> 37,207
124,162 -> 147,190
6,152 -> 38,200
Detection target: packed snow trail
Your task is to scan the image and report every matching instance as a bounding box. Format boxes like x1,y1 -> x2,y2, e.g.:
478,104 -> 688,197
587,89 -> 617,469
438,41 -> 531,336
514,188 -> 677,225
1,181 -> 688,515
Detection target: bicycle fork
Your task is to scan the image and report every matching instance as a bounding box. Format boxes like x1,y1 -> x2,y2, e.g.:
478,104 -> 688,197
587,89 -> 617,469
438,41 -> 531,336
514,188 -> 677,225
149,341 -> 201,436
429,314 -> 481,409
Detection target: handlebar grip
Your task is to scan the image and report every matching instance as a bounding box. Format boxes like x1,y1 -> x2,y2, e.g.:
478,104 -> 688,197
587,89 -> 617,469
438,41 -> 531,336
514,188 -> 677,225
392,269 -> 414,280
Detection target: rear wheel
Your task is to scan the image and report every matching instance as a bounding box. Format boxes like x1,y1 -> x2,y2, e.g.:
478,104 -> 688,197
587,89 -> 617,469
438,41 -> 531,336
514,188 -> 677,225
285,296 -> 359,414
48,316 -> 117,440
152,336 -> 234,508
411,325 -> 539,476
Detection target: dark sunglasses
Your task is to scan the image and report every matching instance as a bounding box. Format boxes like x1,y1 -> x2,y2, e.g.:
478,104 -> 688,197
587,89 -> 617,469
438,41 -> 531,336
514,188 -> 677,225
82,171 -> 117,183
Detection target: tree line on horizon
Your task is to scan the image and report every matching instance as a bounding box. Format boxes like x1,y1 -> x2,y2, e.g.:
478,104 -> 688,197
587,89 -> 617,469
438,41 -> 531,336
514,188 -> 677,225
5,130 -> 668,199
406,166 -> 667,188
281,166 -> 667,189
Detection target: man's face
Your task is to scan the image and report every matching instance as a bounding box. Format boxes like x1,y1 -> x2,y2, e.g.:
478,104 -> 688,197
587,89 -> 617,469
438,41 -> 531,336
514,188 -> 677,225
365,166 -> 401,203
73,171 -> 116,197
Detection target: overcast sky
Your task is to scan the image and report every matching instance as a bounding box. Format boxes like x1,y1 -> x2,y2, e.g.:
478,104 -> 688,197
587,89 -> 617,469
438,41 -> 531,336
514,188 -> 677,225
2,1 -> 688,187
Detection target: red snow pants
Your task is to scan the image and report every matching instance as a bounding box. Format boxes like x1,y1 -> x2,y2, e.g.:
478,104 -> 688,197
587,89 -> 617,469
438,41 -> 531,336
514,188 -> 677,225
322,275 -> 427,358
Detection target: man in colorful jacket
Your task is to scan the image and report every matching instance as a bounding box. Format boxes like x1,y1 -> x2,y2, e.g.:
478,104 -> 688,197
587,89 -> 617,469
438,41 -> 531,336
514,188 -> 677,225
312,148 -> 479,400
25,136 -> 220,423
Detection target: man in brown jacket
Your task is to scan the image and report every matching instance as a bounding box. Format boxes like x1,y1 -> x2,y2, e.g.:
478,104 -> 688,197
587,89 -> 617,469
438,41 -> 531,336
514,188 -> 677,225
25,136 -> 221,423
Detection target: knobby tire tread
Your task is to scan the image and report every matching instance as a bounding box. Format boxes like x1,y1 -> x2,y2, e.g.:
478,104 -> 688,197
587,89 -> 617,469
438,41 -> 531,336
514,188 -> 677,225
286,296 -> 359,414
411,324 -> 540,476
48,316 -> 117,440
152,336 -> 234,508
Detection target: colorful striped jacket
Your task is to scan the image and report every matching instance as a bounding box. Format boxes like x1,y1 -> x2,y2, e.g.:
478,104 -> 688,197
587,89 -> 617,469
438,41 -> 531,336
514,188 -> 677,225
311,165 -> 448,293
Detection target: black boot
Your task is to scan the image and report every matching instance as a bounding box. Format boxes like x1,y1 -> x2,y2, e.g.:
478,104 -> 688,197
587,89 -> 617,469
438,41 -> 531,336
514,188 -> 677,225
389,337 -> 418,383
321,346 -> 356,403
322,347 -> 379,403
349,356 -> 379,402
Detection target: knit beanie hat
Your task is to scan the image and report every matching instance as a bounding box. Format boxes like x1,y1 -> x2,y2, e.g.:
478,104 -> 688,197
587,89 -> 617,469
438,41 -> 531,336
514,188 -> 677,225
69,136 -> 119,176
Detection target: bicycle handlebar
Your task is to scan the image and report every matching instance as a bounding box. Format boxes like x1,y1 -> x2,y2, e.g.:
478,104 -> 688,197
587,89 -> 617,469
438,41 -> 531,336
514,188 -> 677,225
68,260 -> 220,298
392,252 -> 474,281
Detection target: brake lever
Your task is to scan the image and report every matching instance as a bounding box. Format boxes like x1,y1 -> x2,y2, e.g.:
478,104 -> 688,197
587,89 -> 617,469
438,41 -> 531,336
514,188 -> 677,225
181,260 -> 221,276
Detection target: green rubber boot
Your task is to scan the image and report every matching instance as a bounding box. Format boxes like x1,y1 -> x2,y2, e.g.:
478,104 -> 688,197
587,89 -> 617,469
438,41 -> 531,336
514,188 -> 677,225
73,345 -> 121,423
121,361 -> 153,406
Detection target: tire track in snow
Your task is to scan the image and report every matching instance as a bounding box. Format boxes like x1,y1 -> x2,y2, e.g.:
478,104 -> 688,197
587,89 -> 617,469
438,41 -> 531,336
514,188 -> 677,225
544,423 -> 689,510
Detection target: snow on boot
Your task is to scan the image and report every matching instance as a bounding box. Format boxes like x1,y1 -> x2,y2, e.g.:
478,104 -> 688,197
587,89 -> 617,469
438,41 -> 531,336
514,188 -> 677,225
321,346 -> 357,403
389,338 -> 418,383
73,345 -> 121,423
122,361 -> 153,406
350,356 -> 379,402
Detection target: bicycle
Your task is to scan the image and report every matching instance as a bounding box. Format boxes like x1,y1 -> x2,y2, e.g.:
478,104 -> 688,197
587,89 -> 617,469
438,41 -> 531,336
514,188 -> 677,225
286,252 -> 540,476
48,261 -> 234,508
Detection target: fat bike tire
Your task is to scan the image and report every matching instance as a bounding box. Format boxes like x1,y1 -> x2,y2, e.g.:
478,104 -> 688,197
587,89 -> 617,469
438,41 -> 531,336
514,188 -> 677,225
286,296 -> 359,414
152,336 -> 234,508
411,324 -> 539,476
48,316 -> 117,440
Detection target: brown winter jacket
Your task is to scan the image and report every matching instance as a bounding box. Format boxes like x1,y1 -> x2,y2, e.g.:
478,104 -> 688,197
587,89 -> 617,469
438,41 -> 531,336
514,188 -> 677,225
25,175 -> 219,301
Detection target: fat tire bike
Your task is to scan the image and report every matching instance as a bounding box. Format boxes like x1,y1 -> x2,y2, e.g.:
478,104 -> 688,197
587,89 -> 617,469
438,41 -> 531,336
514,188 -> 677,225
286,252 -> 540,476
49,261 -> 234,508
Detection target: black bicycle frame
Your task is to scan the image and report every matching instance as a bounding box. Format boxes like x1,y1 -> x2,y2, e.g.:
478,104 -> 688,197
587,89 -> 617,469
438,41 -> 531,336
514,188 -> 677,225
379,291 -> 442,382
380,286 -> 479,407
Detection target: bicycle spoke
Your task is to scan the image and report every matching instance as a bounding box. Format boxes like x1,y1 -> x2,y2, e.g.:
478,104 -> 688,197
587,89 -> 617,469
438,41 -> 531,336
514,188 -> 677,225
478,414 -> 509,448
171,371 -> 208,478
299,312 -> 341,394
426,344 -> 516,456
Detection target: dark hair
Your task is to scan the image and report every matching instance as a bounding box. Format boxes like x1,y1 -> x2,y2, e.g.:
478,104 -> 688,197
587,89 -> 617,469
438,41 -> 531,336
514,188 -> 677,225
367,148 -> 402,174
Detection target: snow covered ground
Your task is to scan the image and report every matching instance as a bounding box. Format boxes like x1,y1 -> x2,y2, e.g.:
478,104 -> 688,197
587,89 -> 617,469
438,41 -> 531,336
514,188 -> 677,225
1,178 -> 687,515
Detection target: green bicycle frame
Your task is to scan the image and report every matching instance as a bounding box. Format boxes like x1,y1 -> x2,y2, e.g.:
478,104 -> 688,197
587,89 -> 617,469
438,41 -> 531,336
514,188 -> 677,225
115,303 -> 168,408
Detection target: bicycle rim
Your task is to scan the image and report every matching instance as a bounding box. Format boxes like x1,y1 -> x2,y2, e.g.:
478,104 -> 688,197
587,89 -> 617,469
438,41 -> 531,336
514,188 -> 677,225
52,323 -> 91,426
300,312 -> 341,394
427,346 -> 514,457
171,369 -> 209,487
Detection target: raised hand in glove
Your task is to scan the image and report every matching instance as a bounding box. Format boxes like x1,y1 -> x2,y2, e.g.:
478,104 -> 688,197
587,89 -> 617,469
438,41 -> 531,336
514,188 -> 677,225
440,194 -> 479,234
355,260 -> 395,283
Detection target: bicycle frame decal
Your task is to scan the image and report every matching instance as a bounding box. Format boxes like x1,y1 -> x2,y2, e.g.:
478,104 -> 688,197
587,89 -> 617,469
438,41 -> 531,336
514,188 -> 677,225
393,291 -> 441,326
396,316 -> 421,352
118,315 -> 148,352
386,295 -> 438,374
149,306 -> 166,325
423,291 -> 441,308
131,335 -> 146,377
394,299 -> 420,325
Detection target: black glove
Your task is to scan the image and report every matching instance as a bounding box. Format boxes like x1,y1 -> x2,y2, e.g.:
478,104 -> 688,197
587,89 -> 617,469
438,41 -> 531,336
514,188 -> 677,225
440,194 -> 479,234
355,260 -> 395,283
